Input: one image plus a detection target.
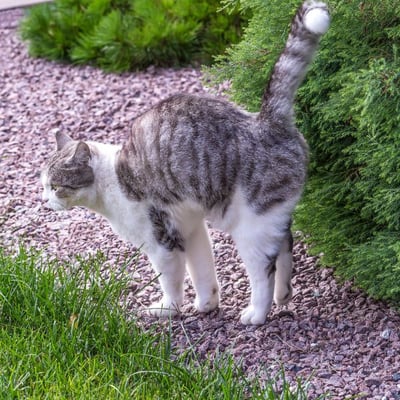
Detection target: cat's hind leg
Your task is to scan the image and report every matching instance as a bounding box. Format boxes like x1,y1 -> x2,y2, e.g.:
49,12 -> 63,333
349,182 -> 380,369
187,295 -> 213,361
274,228 -> 294,306
185,220 -> 220,313
232,203 -> 292,325
235,241 -> 277,325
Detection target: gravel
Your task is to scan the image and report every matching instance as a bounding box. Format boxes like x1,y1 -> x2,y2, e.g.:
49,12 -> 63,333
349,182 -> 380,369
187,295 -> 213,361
1,9 -> 400,399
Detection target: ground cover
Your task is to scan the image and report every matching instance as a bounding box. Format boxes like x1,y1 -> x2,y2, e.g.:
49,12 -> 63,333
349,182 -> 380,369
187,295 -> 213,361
0,248 -> 318,399
0,9 -> 399,399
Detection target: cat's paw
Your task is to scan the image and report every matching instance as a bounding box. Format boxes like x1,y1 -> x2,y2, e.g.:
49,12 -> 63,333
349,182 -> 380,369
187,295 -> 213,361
240,305 -> 268,325
147,301 -> 180,318
274,284 -> 293,306
194,289 -> 220,313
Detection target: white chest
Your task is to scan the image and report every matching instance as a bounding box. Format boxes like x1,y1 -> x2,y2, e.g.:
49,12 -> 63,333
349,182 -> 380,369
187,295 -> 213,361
101,195 -> 154,250
86,145 -> 155,250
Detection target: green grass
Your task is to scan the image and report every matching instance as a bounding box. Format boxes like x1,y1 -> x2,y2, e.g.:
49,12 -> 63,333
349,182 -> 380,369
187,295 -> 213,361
0,247 -> 324,399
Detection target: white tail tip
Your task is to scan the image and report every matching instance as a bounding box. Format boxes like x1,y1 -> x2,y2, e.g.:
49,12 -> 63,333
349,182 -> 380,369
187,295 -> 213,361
304,4 -> 330,35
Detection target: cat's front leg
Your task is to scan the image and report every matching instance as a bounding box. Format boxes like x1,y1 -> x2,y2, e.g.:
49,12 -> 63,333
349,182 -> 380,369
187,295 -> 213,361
185,221 -> 219,313
147,249 -> 186,317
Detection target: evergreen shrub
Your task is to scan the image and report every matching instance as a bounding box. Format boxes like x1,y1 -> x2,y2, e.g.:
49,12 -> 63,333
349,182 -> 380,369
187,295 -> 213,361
207,0 -> 400,302
20,0 -> 245,71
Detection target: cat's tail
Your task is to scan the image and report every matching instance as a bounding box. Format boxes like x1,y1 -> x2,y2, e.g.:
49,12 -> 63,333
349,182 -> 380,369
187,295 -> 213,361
258,1 -> 330,122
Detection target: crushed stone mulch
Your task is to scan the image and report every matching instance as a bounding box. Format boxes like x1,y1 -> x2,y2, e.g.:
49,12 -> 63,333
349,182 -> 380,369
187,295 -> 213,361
1,9 -> 399,399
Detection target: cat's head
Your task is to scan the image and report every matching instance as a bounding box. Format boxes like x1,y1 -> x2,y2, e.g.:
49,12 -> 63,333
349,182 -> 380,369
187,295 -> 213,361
41,131 -> 95,211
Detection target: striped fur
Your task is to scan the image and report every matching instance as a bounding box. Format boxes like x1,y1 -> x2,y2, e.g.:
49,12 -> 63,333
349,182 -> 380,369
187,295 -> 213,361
41,2 -> 329,325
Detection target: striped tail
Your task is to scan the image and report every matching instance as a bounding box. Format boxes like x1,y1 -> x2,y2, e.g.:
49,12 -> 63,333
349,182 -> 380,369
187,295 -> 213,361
258,1 -> 330,122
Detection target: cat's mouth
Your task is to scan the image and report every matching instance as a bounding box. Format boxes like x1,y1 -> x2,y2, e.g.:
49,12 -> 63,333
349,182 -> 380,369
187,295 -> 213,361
43,200 -> 68,212
41,188 -> 69,211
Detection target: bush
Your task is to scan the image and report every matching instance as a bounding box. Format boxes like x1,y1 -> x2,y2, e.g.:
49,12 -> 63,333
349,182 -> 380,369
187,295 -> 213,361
207,0 -> 400,302
20,0 -> 246,71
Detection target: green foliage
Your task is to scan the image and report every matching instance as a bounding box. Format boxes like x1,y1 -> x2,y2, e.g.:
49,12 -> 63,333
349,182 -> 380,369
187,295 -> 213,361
207,0 -> 400,302
207,0 -> 299,111
0,248 -> 324,399
20,0 -> 245,71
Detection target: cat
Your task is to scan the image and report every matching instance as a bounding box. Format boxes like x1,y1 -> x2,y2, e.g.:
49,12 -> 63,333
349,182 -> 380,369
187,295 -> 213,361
41,1 -> 329,325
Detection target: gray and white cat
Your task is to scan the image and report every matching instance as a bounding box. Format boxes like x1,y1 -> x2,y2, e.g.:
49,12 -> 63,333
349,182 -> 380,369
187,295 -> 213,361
41,1 -> 329,325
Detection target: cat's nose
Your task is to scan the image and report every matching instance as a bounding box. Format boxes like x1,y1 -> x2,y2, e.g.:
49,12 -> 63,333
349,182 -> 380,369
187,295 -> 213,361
41,191 -> 49,203
40,197 -> 53,211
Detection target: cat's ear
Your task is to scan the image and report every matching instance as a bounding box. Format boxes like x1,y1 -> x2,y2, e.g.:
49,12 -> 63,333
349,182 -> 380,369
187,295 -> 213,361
71,141 -> 91,165
55,130 -> 73,151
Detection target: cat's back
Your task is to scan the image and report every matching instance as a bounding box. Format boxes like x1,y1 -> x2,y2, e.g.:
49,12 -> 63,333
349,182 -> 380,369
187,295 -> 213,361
151,93 -> 252,119
116,93 -> 306,212
138,93 -> 255,140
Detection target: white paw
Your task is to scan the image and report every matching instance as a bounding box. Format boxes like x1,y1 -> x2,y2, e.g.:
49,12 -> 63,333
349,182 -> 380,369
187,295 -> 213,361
240,305 -> 268,325
194,290 -> 220,313
147,301 -> 180,317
